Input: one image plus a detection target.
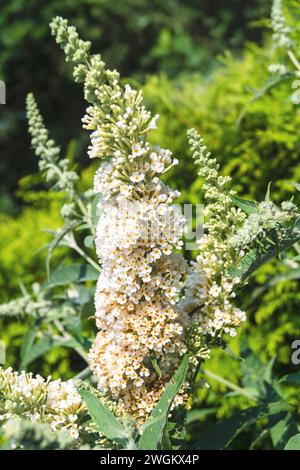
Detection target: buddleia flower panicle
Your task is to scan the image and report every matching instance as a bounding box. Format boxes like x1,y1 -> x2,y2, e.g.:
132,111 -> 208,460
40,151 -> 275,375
271,0 -> 293,49
49,16 -> 300,422
179,129 -> 246,356
26,93 -> 79,194
51,16 -> 189,420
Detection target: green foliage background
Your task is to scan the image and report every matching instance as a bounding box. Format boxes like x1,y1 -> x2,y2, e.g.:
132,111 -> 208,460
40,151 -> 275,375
1,0 -> 300,449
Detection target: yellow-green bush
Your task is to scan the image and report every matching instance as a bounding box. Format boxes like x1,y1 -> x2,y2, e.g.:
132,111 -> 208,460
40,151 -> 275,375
0,200 -> 63,302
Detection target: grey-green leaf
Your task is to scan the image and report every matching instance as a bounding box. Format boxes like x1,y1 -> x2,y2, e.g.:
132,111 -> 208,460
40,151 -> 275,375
78,388 -> 128,444
229,232 -> 300,280
237,72 -> 296,126
138,354 -> 189,450
284,433 -> 300,450
193,400 -> 291,450
231,196 -> 257,215
279,372 -> 300,385
20,319 -> 42,370
84,235 -> 94,248
43,263 -> 99,288
270,414 -> 298,450
24,336 -> 84,367
45,222 -> 76,276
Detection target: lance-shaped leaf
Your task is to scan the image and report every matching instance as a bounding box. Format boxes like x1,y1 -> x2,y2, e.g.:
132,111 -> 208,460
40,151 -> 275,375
78,387 -> 128,444
237,72 -> 296,126
44,221 -> 78,276
270,413 -> 298,450
285,433 -> 300,450
20,319 -> 42,371
43,263 -> 99,288
231,196 -> 257,215
229,231 -> 300,280
138,354 -> 189,450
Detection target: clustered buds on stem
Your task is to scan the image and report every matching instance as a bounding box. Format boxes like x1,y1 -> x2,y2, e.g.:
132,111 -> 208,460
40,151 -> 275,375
26,93 -> 78,194
179,130 -> 247,344
0,368 -> 84,440
271,0 -> 293,49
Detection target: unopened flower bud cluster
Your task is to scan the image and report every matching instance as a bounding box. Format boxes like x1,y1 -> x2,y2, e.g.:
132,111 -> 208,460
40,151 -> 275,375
179,130 -> 247,348
0,368 -> 85,440
26,93 -> 78,194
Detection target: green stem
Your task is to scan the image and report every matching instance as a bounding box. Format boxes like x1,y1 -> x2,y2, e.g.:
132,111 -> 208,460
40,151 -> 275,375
77,197 -> 96,237
203,369 -> 258,402
288,49 -> 300,73
67,233 -> 101,272
74,366 -> 91,380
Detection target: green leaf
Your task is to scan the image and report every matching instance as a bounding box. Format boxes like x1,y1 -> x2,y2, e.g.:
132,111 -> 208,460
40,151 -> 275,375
249,429 -> 269,449
19,320 -> 42,370
45,222 -> 76,276
237,72 -> 296,126
292,182 -> 300,192
231,196 -> 257,215
271,414 -> 298,450
193,401 -> 290,450
284,433 -> 300,450
263,357 -> 276,384
138,355 -> 189,450
265,182 -> 272,202
43,263 -> 99,288
84,235 -> 94,248
186,408 -> 216,424
229,232 -> 300,280
78,388 -> 128,444
204,368 -> 258,401
279,372 -> 300,384
24,336 -> 85,367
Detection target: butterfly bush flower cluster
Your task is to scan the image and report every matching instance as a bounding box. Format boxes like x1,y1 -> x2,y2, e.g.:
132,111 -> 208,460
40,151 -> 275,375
0,368 -> 85,440
51,16 -> 188,419
180,130 -> 247,355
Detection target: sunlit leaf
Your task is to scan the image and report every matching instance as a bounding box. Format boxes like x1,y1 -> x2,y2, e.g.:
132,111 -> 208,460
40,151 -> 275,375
78,388 -> 128,444
138,355 -> 189,450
